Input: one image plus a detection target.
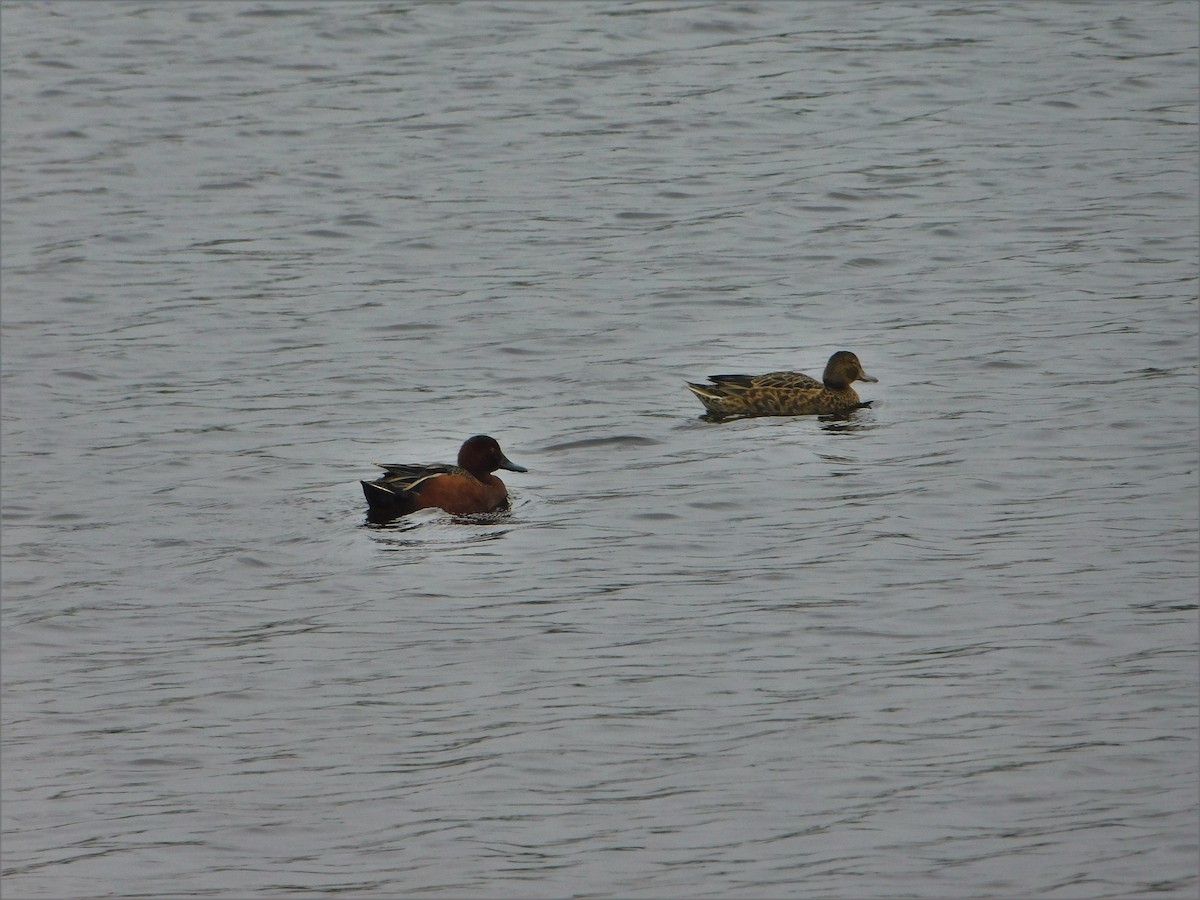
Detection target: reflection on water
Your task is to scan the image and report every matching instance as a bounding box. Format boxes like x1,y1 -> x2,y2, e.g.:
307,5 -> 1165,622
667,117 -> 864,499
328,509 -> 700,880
366,509 -> 523,549
696,404 -> 876,425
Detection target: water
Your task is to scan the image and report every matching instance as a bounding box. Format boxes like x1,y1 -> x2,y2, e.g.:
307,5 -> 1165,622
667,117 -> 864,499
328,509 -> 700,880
2,2 -> 1197,897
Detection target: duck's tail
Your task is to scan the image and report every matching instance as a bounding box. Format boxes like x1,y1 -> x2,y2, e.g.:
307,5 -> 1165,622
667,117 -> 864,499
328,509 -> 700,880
361,480 -> 416,519
685,381 -> 727,412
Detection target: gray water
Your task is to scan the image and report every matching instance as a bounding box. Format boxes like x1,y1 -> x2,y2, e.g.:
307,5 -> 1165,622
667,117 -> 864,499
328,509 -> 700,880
2,2 -> 1197,898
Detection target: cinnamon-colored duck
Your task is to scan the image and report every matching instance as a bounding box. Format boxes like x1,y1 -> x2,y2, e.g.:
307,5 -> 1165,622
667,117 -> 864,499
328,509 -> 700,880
361,435 -> 527,522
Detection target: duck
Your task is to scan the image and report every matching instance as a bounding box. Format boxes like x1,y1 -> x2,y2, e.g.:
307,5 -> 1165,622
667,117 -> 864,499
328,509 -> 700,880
686,350 -> 877,417
361,435 -> 527,521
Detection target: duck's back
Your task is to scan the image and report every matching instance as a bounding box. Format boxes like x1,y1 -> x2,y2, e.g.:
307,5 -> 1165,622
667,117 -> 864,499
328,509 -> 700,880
708,370 -> 823,390
372,462 -> 462,487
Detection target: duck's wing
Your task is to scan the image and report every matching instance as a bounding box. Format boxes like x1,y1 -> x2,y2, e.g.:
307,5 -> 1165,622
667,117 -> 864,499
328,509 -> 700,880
708,371 -> 821,390
704,373 -> 757,388
369,463 -> 462,491
373,462 -> 459,477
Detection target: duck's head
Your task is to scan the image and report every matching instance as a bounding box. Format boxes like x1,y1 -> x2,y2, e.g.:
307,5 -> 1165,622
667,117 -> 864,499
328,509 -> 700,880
459,435 -> 528,476
823,351 -> 878,389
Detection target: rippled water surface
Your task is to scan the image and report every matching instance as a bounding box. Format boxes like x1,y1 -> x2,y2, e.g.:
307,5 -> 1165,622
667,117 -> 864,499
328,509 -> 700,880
2,2 -> 1197,897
